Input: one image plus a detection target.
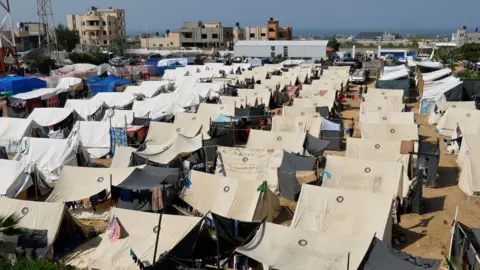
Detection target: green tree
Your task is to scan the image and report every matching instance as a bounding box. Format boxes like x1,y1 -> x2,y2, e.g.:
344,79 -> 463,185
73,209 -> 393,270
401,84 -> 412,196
433,47 -> 455,64
457,69 -> 480,79
30,56 -> 56,75
270,54 -> 285,64
0,258 -> 71,270
110,37 -> 127,56
69,47 -> 108,65
0,213 -> 28,237
55,24 -> 79,52
327,38 -> 340,51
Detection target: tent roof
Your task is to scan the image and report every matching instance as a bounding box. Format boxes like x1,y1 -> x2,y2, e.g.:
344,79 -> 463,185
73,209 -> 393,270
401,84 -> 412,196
111,146 -> 136,168
73,121 -> 110,158
361,112 -> 415,125
64,99 -> 104,120
293,96 -> 335,110
428,101 -> 475,125
360,123 -> 418,141
137,133 -> 202,165
323,155 -> 404,197
363,88 -> 404,97
271,116 -> 322,137
101,109 -> 134,128
91,92 -> 135,108
0,118 -> 38,146
27,107 -> 74,127
145,122 -> 202,146
246,130 -> 305,153
0,159 -> 30,197
237,222 -> 373,270
458,153 -> 480,196
123,85 -> 161,98
132,93 -> 185,119
282,106 -> 319,117
236,89 -> 271,106
117,166 -> 182,190
180,170 -> 279,222
422,68 -> 451,82
47,166 -> 136,202
457,135 -> 480,167
437,108 -> 480,137
360,102 -> 405,114
197,103 -> 235,119
13,87 -> 67,100
88,208 -> 201,270
174,112 -> 212,139
292,185 -> 393,242
0,197 -> 65,257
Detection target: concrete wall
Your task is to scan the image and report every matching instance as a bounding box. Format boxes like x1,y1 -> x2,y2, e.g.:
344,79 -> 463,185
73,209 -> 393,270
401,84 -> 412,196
141,32 -> 180,49
179,23 -> 233,48
234,44 -> 327,58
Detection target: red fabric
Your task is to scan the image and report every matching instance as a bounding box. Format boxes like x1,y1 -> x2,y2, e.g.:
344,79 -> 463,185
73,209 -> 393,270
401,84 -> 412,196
26,97 -> 41,112
351,95 -> 355,100
45,95 -> 59,107
245,129 -> 250,136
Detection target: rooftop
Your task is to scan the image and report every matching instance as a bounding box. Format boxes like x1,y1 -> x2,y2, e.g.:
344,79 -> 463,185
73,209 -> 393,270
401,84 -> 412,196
356,32 -> 384,38
236,40 -> 328,46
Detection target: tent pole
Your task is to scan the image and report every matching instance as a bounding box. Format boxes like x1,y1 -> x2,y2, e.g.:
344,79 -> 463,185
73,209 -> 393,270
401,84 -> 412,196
347,252 -> 350,270
109,174 -> 113,206
152,186 -> 165,264
448,205 -> 459,259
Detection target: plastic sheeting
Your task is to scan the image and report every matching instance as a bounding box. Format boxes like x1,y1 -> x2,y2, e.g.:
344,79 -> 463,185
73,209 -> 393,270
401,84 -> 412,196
27,108 -> 74,127
422,68 -> 451,82
0,159 -> 32,198
101,109 -> 134,128
91,92 -> 135,108
379,68 -> 409,81
0,76 -> 47,95
73,121 -> 110,158
86,75 -> 131,94
375,79 -> 410,98
0,118 -> 40,153
64,99 -> 104,120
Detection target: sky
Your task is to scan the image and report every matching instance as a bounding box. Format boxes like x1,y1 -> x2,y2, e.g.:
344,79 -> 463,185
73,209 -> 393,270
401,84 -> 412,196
8,0 -> 480,34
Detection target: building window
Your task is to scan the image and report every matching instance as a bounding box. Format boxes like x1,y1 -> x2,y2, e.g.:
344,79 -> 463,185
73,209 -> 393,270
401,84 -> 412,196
212,33 -> 218,39
283,46 -> 288,57
82,22 -> 85,26
104,40 -> 107,45
109,22 -> 111,26
271,46 -> 275,51
102,21 -> 106,26
201,34 -> 207,39
103,31 -> 107,35
83,31 -> 86,36
109,31 -> 112,35
183,32 -> 192,38
269,38 -> 275,41
120,12 -> 124,17
261,33 -> 266,37
249,33 -> 255,38
269,28 -> 275,32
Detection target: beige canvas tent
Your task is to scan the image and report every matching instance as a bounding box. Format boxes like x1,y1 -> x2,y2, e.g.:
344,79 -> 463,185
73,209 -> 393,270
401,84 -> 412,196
216,147 -> 284,192
237,222 -> 373,270
323,155 -> 404,197
246,130 -> 305,153
291,185 -> 393,243
457,135 -> 480,167
436,108 -> 480,137
144,122 -> 202,145
180,171 -> 280,222
174,112 -> 212,139
137,133 -> 202,164
458,153 -> 480,196
111,146 -> 136,168
72,121 -> 111,158
237,89 -> 271,106
360,102 -> 405,116
293,96 -> 335,110
282,106 -> 319,118
197,103 -> 235,119
360,123 -> 418,141
87,208 -> 201,270
219,96 -> 250,107
363,88 -> 404,97
0,118 -> 44,153
360,112 -> 415,126
428,101 -> 475,125
271,116 -> 322,137
362,95 -> 404,104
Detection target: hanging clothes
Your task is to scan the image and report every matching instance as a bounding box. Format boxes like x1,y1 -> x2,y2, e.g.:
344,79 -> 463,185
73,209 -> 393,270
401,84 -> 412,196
45,95 -> 60,107
151,186 -> 164,212
110,128 -> 128,155
25,97 -> 41,112
107,216 -> 122,243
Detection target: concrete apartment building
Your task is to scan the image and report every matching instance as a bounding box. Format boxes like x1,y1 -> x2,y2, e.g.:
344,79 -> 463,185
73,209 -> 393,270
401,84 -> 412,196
179,21 -> 234,49
454,27 -> 480,46
140,31 -> 180,49
245,18 -> 293,41
66,7 -> 126,47
14,22 -> 47,51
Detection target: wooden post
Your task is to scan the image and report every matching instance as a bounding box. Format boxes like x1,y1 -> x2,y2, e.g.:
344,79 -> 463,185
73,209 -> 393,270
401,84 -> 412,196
152,186 -> 165,264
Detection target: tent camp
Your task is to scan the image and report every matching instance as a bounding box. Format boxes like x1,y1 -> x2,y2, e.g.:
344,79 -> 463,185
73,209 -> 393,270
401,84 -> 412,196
291,185 -> 393,243
361,123 -> 418,141
85,75 -> 131,94
0,118 -> 44,153
323,155 -> 404,197
458,153 -> 480,196
180,170 -> 280,222
0,197 -> 86,259
72,121 -> 111,158
64,99 -> 105,120
174,112 -> 212,139
132,93 -> 185,120
216,147 -> 284,192
360,112 -> 415,126
282,106 -> 319,118
27,107 -> 74,127
87,208 -> 202,270
293,96 -> 335,110
236,89 -> 271,106
197,103 -> 235,119
0,159 -> 32,198
246,130 -> 305,153
14,137 -> 87,183
101,109 -> 134,128
91,92 -> 135,108
0,76 -> 47,95
237,222 -> 374,270
436,108 -> 480,137
360,102 -> 405,115
123,85 -> 162,98
427,101 -> 475,125
271,116 -> 322,137
457,135 -> 480,167
419,77 -> 464,114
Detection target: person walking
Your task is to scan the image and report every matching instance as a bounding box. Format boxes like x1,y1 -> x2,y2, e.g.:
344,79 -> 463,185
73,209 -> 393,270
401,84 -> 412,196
347,118 -> 355,137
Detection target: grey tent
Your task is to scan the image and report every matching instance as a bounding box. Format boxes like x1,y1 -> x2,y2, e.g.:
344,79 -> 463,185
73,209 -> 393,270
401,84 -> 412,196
450,221 -> 480,268
315,106 -> 330,117
362,237 -> 440,269
304,133 -> 331,156
277,152 -> 317,201
320,118 -> 343,151
376,79 -> 410,98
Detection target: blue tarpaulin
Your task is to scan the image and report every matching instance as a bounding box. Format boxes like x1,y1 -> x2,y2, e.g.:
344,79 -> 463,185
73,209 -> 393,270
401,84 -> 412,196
86,75 -> 131,94
0,76 -> 47,95
155,62 -> 185,77
157,58 -> 188,67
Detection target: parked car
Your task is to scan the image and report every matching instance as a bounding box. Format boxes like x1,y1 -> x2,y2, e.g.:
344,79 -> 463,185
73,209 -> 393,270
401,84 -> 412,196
350,68 -> 367,84
109,57 -> 130,67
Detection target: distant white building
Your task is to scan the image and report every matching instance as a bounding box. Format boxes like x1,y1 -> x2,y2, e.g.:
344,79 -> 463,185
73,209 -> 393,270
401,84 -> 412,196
234,40 -> 328,59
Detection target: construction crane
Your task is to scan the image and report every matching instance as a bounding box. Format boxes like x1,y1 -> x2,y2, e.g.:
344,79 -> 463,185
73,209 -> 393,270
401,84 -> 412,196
0,0 -> 19,73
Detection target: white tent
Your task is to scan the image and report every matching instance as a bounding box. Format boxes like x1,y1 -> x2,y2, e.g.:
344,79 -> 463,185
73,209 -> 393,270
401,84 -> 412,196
180,170 -> 280,222
216,147 -> 283,192
360,102 -> 405,116
293,96 -> 335,110
139,80 -> 171,92
291,185 -> 393,243
64,99 -> 105,120
47,166 -> 135,203
246,130 -> 305,153
72,121 -> 110,158
383,65 -> 407,74
237,89 -> 271,106
360,112 -> 415,126
13,88 -> 68,100
87,208 -> 201,270
132,93 -> 185,119
323,155 -> 404,197
91,92 -> 135,108
437,108 -> 480,137
0,118 -> 43,153
237,222 -> 373,270
123,85 -> 162,98
271,115 -> 322,137
102,109 -> 134,128
56,77 -> 82,90
27,107 -> 74,127
0,159 -> 32,198
420,78 -> 463,114
379,67 -> 408,81
0,197 -> 66,258
457,135 -> 480,167
174,112 -> 211,139
428,101 -> 475,125
14,137 -> 84,183
458,153 -> 480,196
282,106 -> 319,117
111,146 -> 136,168
422,68 -> 452,82
362,94 -> 404,104
363,88 -> 404,97
361,123 -> 418,141
197,103 -> 235,119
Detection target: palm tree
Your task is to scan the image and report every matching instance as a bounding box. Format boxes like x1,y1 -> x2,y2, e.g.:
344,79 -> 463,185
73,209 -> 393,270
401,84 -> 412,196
433,47 -> 455,65
0,213 -> 28,237
111,37 -> 126,56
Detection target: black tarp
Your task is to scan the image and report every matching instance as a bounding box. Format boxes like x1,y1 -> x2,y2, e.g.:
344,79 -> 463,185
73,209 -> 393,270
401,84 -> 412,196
461,79 -> 480,101
235,107 -> 264,117
450,222 -> 480,269
130,152 -> 183,168
17,230 -> 48,249
320,119 -> 343,151
362,237 -> 440,269
6,97 -> 29,118
212,213 -> 263,253
417,143 -> 440,188
304,133 -> 331,156
376,79 -> 410,98
315,106 -> 329,117
444,83 -> 470,101
278,152 -> 317,201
